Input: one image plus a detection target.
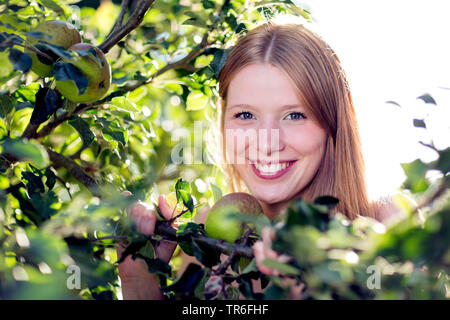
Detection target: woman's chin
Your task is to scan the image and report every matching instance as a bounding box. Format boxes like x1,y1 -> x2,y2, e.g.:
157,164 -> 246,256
250,187 -> 289,205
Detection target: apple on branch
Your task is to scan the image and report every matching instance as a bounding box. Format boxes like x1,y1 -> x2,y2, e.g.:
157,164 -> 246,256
204,192 -> 264,243
26,20 -> 82,77
53,43 -> 111,104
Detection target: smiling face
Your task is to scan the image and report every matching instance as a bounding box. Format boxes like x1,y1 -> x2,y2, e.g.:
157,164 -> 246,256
223,63 -> 328,214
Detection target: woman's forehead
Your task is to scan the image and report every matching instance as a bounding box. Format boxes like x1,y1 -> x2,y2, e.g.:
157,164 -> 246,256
226,64 -> 303,108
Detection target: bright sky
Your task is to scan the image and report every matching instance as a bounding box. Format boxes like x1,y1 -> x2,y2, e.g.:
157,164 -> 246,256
291,0 -> 450,199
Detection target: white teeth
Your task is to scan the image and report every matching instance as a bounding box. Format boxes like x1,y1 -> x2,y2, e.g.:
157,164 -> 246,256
253,162 -> 289,174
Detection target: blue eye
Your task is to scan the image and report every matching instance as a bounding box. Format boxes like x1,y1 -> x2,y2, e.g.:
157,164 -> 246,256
234,111 -> 254,120
285,112 -> 306,120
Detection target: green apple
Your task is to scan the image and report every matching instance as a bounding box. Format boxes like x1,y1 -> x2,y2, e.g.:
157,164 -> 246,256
54,43 -> 111,104
205,192 -> 264,243
26,20 -> 81,77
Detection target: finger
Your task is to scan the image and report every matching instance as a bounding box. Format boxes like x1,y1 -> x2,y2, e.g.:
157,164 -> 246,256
262,227 -> 273,248
136,208 -> 157,236
155,240 -> 177,264
277,254 -> 292,263
122,191 -> 133,197
158,194 -> 175,221
128,201 -> 146,219
265,247 -> 279,260
253,241 -> 279,276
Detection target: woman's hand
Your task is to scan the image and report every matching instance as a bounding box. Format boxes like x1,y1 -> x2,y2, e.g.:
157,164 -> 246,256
117,191 -> 177,299
252,227 -> 291,276
252,226 -> 305,299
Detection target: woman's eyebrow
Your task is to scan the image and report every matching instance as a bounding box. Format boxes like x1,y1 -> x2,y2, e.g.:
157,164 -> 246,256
227,103 -> 304,111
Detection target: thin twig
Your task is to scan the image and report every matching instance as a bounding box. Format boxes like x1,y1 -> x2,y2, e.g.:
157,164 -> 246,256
213,227 -> 253,276
24,104 -> 94,140
10,42 -> 54,62
98,0 -> 155,54
45,148 -> 101,197
88,235 -> 129,242
416,175 -> 450,211
111,0 -> 130,33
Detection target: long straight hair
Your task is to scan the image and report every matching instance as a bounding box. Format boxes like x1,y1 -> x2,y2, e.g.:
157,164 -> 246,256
214,22 -> 376,220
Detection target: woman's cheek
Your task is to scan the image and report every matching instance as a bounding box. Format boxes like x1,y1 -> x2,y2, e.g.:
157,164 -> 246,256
224,125 -> 257,164
286,126 -> 325,154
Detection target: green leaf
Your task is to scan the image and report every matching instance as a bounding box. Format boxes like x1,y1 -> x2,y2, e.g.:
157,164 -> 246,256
53,62 -> 89,95
201,0 -> 215,9
191,238 -> 221,267
241,258 -> 258,274
182,12 -> 208,28
8,48 -> 31,73
225,285 -> 240,299
162,263 -> 205,295
417,93 -> 436,105
413,119 -> 426,129
95,117 -> 127,146
401,159 -> 430,193
210,48 -> 232,77
1,138 -> 49,168
30,87 -> 63,125
186,90 -> 208,111
138,240 -> 155,259
0,50 -> 14,77
175,178 -> 194,215
44,168 -> 56,190
175,178 -> 190,200
0,32 -> 24,47
0,94 -> 14,118
15,82 -> 40,103
210,183 -> 222,203
140,256 -> 172,276
69,116 -> 95,148
30,191 -> 58,219
38,0 -> 64,14
103,129 -> 126,145
111,96 -> 138,112
314,195 -> 339,210
179,189 -> 194,215
435,147 -> 450,174
385,100 -> 401,107
22,171 -> 45,196
116,239 -> 147,264
262,258 -> 300,276
177,222 -> 205,237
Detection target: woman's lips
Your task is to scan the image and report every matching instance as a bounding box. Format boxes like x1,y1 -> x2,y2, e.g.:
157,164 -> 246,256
250,160 -> 297,180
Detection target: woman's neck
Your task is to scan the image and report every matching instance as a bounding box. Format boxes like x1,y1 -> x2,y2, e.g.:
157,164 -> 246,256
259,200 -> 291,221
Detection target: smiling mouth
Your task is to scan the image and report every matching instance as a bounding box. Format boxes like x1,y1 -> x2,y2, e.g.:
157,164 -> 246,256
250,160 -> 297,179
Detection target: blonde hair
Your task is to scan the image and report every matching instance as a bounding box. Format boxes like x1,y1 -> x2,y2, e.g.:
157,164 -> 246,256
209,22 -> 376,220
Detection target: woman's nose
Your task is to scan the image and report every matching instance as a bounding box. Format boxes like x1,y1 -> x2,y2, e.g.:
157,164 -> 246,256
256,120 -> 285,157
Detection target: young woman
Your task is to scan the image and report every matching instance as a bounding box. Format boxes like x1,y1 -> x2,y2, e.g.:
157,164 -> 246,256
117,22 -> 401,299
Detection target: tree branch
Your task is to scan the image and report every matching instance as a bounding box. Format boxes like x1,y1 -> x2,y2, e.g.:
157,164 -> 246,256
100,32 -> 211,102
416,175 -> 450,211
98,0 -> 155,54
46,148 -> 101,197
213,228 -> 253,276
155,222 -> 254,259
21,123 -> 40,140
111,0 -> 130,33
20,0 -> 224,140
23,104 -> 94,140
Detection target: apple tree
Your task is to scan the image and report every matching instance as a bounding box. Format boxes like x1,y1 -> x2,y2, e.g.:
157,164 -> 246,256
0,0 -> 448,300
